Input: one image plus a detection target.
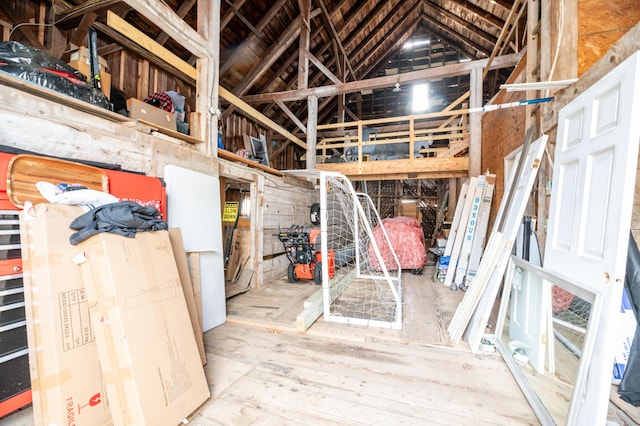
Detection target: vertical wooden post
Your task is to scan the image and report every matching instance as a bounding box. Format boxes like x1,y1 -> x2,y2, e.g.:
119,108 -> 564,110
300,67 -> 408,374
298,0 -> 311,90
469,66 -> 482,177
306,95 -> 318,169
253,176 -> 265,289
448,178 -> 457,221
196,0 -> 221,156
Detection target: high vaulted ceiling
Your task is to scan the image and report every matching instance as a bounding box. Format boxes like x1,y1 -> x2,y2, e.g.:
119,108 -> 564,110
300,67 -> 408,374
1,0 -> 526,136
216,0 -> 526,133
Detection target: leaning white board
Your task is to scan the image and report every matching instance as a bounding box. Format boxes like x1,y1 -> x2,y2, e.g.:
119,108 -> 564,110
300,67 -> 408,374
164,165 -> 226,331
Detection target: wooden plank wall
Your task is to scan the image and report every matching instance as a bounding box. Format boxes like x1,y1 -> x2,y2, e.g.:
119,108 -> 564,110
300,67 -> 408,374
232,179 -> 317,287
0,80 -> 318,290
261,182 -> 318,285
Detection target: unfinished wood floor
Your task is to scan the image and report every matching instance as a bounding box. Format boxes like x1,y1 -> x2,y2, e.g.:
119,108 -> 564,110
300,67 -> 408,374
3,269 -> 638,425
188,269 -> 541,425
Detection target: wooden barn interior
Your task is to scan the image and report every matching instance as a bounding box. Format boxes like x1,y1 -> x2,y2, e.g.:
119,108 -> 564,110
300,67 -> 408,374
0,0 -> 640,424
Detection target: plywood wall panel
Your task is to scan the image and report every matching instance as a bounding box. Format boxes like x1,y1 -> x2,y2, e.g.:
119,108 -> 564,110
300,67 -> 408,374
578,0 -> 640,75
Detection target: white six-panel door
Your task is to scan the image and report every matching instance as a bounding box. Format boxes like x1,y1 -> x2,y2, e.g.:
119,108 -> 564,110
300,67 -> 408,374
544,52 -> 640,425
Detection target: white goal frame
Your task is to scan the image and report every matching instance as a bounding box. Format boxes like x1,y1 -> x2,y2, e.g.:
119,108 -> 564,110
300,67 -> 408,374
319,171 -> 402,329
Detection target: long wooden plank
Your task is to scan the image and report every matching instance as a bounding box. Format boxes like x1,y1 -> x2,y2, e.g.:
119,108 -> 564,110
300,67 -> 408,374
443,180 -> 469,256
296,270 -> 356,331
121,0 -> 209,58
7,154 -> 108,208
316,156 -> 469,180
107,10 -> 196,80
219,87 -> 306,149
241,52 -> 522,103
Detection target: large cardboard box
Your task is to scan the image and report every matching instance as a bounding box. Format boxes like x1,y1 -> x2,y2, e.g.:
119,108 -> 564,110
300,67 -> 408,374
168,228 -> 206,365
68,46 -> 111,100
127,98 -> 177,132
76,230 -> 209,426
20,204 -> 112,425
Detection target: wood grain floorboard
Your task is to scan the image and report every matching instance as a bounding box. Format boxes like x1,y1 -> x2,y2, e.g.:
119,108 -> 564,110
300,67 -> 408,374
191,268 -> 541,425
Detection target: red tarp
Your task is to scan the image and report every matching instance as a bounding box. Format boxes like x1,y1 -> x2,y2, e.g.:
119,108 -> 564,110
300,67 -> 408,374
369,216 -> 427,271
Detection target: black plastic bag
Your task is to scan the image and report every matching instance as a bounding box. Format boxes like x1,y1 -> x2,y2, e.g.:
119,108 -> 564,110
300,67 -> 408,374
0,41 -> 109,109
619,233 -> 640,406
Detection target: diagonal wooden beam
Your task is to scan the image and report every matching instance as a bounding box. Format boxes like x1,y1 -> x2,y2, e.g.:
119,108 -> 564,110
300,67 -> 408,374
106,11 -> 196,79
220,87 -> 306,149
220,0 -> 289,76
220,0 -> 245,29
317,0 -> 355,80
65,12 -> 97,58
308,52 -> 342,85
223,0 -> 260,36
93,21 -> 195,83
231,15 -> 304,96
156,0 -> 196,45
275,99 -> 307,133
121,0 -> 208,58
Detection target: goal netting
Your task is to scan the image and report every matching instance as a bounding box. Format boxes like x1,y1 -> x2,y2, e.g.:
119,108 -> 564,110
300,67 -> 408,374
319,171 -> 402,329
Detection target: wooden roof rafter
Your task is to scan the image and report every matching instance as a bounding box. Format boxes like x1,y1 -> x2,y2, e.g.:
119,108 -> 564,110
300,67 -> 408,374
353,1 -> 422,79
358,6 -> 420,79
220,0 -> 289,76
420,11 -> 490,58
341,0 -> 400,53
347,0 -> 417,69
425,1 -> 499,49
453,0 -> 506,29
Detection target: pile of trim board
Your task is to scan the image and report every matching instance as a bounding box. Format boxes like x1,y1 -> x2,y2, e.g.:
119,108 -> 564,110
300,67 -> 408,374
442,173 -> 496,291
20,204 -> 209,426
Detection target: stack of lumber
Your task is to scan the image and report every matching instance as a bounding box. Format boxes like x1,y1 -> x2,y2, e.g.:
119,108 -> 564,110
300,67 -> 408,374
442,172 -> 496,291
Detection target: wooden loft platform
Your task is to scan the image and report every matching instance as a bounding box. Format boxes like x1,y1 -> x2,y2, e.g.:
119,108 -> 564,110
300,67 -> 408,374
316,156 -> 469,181
313,99 -> 471,180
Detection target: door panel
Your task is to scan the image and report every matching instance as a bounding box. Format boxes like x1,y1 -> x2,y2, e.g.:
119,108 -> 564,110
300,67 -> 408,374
544,52 -> 640,425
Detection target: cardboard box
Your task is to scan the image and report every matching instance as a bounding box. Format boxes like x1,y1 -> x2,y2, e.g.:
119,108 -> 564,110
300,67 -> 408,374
19,204 -> 112,426
127,98 -> 177,132
76,230 -> 209,426
70,46 -> 108,69
68,46 -> 111,100
168,228 -> 206,365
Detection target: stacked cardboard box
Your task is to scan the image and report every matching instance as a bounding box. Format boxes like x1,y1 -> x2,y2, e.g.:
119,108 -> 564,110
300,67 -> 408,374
20,204 -> 112,425
76,229 -> 209,425
68,46 -> 111,100
20,204 -> 209,426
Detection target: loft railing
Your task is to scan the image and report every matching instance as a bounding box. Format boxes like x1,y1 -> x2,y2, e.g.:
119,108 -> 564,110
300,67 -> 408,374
316,99 -> 470,169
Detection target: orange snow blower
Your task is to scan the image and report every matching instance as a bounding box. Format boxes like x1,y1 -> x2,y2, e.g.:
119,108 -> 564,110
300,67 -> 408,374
277,225 -> 335,285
